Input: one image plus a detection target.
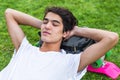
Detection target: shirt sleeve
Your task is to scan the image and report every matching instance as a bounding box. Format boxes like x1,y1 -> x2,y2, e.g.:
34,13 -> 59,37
0,37 -> 33,80
13,37 -> 32,56
68,53 -> 87,80
68,53 -> 80,75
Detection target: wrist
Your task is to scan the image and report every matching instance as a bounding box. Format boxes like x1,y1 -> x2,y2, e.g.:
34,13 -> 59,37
73,26 -> 83,36
72,26 -> 79,35
74,26 -> 89,37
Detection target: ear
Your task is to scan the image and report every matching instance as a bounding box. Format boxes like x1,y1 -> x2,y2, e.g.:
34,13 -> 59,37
63,31 -> 70,38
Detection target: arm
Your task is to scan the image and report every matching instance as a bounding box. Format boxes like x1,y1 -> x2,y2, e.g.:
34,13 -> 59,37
71,26 -> 119,71
5,8 -> 42,51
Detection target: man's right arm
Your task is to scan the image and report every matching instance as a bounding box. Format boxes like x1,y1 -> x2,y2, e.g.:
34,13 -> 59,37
5,8 -> 42,51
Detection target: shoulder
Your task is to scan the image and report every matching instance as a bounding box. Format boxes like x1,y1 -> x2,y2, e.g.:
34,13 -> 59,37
15,37 -> 37,53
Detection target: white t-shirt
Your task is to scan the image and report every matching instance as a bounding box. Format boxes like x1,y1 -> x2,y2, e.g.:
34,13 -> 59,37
0,37 -> 86,80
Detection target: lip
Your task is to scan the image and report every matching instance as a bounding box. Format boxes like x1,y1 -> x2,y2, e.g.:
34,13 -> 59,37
42,31 -> 51,35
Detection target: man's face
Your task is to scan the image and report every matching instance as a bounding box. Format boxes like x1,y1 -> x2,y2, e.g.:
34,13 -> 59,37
41,12 -> 65,43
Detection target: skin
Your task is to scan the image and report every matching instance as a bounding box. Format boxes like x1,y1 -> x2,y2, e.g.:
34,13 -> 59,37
40,12 -> 68,52
5,8 -> 119,72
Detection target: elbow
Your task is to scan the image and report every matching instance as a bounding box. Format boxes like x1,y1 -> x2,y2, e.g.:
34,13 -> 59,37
108,32 -> 119,45
5,8 -> 13,17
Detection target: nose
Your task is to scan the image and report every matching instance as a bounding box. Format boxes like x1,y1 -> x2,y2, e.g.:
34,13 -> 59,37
45,22 -> 52,30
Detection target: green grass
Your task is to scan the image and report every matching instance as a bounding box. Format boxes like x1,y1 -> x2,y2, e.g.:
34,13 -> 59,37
0,0 -> 120,80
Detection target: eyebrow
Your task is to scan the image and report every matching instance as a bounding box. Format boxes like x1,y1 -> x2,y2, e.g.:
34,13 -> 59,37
44,18 -> 61,24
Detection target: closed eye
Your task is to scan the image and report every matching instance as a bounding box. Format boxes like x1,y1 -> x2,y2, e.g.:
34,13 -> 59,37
43,18 -> 61,27
43,19 -> 48,24
52,21 -> 59,26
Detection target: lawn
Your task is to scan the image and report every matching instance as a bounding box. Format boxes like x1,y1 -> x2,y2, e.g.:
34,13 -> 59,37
0,0 -> 120,80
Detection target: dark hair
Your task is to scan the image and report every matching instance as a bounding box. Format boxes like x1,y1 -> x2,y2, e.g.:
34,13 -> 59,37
44,7 -> 78,32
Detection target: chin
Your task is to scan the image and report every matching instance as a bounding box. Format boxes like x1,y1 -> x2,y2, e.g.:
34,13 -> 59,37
41,37 -> 51,42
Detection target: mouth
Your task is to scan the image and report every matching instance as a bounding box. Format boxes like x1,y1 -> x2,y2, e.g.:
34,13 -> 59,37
42,31 -> 51,35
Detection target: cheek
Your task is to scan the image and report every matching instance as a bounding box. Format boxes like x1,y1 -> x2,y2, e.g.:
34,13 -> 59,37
50,35 -> 62,43
53,30 -> 63,39
40,24 -> 44,30
47,29 -> 63,41
54,28 -> 63,36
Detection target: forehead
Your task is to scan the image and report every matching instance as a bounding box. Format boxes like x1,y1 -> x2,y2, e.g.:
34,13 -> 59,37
44,12 -> 63,23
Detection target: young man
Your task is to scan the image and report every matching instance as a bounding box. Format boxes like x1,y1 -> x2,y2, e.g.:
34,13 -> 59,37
0,7 -> 118,80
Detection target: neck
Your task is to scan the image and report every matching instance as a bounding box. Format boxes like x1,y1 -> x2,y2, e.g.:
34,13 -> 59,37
40,42 -> 61,52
